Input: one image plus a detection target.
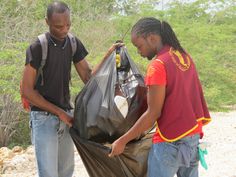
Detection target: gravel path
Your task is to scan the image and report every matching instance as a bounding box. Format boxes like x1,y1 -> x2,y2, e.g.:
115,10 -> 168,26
1,111 -> 235,177
199,111 -> 236,177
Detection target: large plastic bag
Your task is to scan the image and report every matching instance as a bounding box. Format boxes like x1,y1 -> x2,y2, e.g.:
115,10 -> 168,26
73,47 -> 147,143
70,46 -> 152,177
70,128 -> 153,177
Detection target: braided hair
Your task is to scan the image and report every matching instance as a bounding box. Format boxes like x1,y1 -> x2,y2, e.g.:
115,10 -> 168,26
131,17 -> 185,53
47,1 -> 70,20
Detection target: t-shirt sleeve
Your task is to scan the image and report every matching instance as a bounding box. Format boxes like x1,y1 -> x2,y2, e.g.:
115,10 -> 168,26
73,37 -> 89,63
145,59 -> 167,86
25,40 -> 42,70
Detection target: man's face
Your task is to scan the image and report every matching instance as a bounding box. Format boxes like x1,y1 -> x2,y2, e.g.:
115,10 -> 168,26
46,11 -> 71,41
131,33 -> 158,60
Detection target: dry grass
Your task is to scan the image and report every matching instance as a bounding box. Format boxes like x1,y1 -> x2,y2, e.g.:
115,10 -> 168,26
0,95 -> 22,147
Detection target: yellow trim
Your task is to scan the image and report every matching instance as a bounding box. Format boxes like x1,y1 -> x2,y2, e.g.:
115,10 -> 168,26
156,117 -> 211,142
197,117 -> 211,126
155,59 -> 164,65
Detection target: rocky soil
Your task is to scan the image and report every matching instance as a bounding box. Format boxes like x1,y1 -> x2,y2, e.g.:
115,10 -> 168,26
0,111 -> 235,177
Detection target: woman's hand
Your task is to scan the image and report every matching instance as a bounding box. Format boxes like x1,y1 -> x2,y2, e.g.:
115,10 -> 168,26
108,137 -> 127,157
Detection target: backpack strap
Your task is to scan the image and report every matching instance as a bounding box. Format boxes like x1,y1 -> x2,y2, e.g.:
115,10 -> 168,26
67,33 -> 77,87
68,33 -> 77,57
35,33 -> 76,86
35,33 -> 48,86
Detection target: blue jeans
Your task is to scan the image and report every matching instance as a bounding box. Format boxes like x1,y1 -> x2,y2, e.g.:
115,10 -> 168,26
148,134 -> 200,177
30,111 -> 74,177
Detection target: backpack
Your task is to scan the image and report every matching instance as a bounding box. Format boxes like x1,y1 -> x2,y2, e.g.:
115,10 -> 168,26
20,33 -> 77,111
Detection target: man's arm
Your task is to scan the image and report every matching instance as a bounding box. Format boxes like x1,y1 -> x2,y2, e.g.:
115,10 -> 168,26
22,64 -> 73,126
74,59 -> 92,84
109,85 -> 166,157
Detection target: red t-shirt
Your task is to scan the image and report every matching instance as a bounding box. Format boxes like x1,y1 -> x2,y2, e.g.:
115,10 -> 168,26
145,59 -> 203,143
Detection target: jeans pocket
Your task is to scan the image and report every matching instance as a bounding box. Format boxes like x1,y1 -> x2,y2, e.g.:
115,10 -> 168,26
31,111 -> 49,128
163,143 -> 178,167
29,120 -> 34,145
190,145 -> 199,167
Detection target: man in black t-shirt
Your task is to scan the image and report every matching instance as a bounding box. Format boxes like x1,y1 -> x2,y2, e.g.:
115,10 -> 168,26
21,1 -> 122,177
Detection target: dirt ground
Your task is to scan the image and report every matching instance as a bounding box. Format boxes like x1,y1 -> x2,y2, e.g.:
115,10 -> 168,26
0,111 -> 235,177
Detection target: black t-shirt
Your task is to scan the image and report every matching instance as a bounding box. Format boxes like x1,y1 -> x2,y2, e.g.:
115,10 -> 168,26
25,32 -> 88,111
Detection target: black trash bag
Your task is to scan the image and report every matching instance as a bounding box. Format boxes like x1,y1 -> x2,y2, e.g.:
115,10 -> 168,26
70,46 -> 153,177
70,128 -> 153,177
73,46 -> 147,143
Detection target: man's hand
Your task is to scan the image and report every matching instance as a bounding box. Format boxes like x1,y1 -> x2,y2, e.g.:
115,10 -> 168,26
108,137 -> 127,157
91,42 -> 125,76
58,111 -> 74,127
105,42 -> 125,59
109,42 -> 125,53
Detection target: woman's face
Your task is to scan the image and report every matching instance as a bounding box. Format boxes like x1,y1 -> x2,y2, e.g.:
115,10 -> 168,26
131,33 -> 161,60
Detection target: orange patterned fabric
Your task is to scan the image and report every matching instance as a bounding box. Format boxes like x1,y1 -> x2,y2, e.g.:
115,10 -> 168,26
145,59 -> 166,86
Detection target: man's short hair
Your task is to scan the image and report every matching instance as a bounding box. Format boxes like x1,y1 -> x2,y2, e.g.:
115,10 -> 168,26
47,1 -> 70,19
